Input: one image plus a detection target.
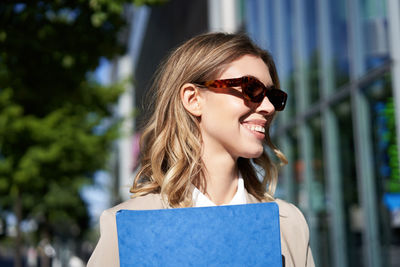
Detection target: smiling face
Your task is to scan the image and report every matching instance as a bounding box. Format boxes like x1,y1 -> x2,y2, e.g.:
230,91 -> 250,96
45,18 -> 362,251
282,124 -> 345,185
198,54 -> 275,160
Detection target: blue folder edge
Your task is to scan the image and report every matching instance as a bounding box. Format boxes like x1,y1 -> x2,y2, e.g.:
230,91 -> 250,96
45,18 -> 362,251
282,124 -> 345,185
116,202 -> 282,267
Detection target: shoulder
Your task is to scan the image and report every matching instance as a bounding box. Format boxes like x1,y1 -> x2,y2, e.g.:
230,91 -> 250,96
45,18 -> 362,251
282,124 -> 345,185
106,193 -> 165,216
87,193 -> 164,267
98,193 -> 164,233
274,199 -> 315,266
275,198 -> 307,220
275,198 -> 309,242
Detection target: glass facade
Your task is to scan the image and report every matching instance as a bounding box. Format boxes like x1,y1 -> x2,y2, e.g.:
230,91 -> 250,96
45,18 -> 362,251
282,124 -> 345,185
244,0 -> 400,266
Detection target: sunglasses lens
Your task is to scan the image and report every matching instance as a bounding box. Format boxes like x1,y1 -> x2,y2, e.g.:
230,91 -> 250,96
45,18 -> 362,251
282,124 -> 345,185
202,76 -> 287,110
243,81 -> 265,103
266,89 -> 287,111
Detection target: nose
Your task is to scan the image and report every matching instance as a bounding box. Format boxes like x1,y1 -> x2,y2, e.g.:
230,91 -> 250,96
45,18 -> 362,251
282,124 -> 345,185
255,95 -> 275,115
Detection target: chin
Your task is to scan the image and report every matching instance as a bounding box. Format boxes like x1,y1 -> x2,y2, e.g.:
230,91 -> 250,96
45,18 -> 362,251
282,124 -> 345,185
240,147 -> 264,159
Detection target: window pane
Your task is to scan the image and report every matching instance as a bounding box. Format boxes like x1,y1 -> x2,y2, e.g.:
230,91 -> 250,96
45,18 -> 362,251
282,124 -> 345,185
365,75 -> 399,267
305,0 -> 320,103
329,0 -> 351,88
310,116 -> 332,267
334,99 -> 364,266
361,0 -> 390,71
288,128 -> 302,206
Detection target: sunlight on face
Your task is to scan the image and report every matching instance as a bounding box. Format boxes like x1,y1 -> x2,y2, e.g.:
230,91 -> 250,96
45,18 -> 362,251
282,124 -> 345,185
199,55 -> 275,160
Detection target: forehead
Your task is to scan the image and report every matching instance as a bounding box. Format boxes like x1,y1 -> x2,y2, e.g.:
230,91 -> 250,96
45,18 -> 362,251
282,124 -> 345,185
218,55 -> 272,86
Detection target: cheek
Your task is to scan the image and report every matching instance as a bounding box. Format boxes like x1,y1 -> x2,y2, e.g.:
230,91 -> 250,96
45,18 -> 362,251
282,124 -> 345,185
203,98 -> 244,128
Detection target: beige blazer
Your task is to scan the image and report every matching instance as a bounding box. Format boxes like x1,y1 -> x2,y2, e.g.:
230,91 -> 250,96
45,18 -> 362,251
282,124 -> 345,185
87,191 -> 315,267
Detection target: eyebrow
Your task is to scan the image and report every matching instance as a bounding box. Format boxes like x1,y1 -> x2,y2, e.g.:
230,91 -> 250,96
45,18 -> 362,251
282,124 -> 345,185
245,75 -> 274,88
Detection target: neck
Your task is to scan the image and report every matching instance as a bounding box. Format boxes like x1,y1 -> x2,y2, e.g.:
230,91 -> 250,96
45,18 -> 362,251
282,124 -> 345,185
201,149 -> 239,206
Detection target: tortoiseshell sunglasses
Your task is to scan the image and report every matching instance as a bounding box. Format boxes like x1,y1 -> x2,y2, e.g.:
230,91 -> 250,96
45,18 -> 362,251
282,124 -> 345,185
195,76 -> 287,111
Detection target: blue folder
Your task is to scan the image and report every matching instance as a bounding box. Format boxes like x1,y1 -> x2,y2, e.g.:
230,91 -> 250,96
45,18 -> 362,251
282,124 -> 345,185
116,202 -> 282,267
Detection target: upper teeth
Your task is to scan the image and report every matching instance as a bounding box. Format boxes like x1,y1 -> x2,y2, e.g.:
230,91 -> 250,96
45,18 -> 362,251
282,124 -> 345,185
245,125 -> 265,133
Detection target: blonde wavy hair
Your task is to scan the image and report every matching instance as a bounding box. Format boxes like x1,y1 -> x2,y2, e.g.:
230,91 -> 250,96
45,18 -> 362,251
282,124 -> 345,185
130,32 -> 287,207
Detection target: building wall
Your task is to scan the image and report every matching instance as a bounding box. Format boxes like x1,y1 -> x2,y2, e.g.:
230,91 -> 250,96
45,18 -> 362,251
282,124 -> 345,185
134,0 -> 208,129
244,0 -> 400,267
111,0 -> 208,202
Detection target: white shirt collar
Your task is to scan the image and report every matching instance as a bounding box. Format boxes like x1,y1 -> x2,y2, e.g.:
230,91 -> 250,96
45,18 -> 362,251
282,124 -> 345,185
192,176 -> 247,207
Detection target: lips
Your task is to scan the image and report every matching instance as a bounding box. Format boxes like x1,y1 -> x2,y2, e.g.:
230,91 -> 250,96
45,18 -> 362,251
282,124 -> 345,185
242,124 -> 265,133
241,119 -> 267,139
241,119 -> 267,134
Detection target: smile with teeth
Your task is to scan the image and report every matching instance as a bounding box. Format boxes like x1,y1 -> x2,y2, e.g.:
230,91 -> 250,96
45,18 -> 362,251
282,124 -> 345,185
243,124 -> 265,133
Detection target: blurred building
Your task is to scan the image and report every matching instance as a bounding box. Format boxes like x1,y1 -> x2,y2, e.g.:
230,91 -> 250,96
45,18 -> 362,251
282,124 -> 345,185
110,0 -> 400,267
109,0 -> 209,203
245,0 -> 400,267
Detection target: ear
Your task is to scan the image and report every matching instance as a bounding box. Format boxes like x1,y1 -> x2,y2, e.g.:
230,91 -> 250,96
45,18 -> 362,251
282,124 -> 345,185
180,83 -> 203,117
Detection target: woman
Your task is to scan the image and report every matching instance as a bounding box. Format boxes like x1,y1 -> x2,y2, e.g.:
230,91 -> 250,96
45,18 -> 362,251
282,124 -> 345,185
87,32 -> 315,267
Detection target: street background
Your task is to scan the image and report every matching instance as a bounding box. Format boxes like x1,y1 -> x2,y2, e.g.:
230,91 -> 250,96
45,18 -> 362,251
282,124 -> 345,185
0,0 -> 399,267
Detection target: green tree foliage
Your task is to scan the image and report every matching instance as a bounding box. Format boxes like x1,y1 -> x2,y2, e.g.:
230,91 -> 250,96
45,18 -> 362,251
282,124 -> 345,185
0,0 -> 164,263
